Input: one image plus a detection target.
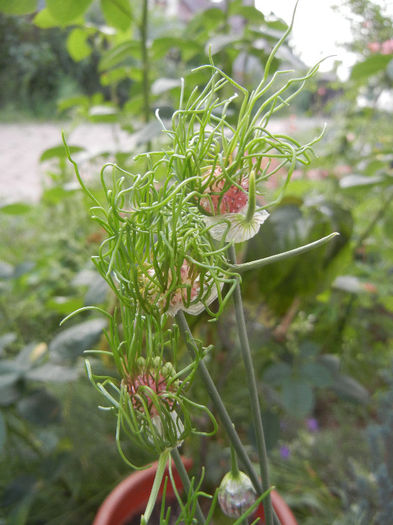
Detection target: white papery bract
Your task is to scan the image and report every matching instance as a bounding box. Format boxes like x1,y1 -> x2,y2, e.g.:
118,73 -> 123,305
204,209 -> 270,243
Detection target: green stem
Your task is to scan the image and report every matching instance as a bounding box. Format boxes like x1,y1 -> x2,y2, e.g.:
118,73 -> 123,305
230,444 -> 240,477
141,450 -> 170,524
171,448 -> 205,524
175,311 -> 262,494
245,170 -> 256,223
228,232 -> 339,273
140,0 -> 151,149
228,244 -> 273,525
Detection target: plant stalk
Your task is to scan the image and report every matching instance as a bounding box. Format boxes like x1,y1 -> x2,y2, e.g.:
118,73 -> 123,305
171,448 -> 206,524
175,312 -> 262,493
228,244 -> 274,525
176,312 -> 280,525
228,232 -> 339,273
140,0 -> 150,125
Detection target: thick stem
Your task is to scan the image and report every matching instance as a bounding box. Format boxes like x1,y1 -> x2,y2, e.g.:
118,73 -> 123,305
140,0 -> 152,149
175,311 -> 262,494
245,170 -> 256,223
142,450 -> 170,524
171,448 -> 205,524
228,244 -> 274,525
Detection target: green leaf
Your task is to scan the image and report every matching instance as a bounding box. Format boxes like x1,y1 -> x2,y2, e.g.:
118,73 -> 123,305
0,0 -> 37,15
265,19 -> 288,31
88,105 -> 118,123
0,412 -> 6,453
332,375 -> 369,403
350,54 -> 393,81
17,390 -> 61,425
100,66 -> 130,86
207,34 -> 241,56
300,363 -> 334,388
99,40 -> 140,71
46,296 -> 84,315
228,4 -> 265,25
263,362 -> 291,385
100,0 -> 132,31
299,341 -> 321,358
26,364 -> 78,383
151,37 -> 201,61
46,0 -> 93,24
66,27 -> 93,62
40,144 -> 85,162
187,7 -> 225,36
57,95 -> 89,113
0,203 -> 32,215
33,7 -> 60,28
281,379 -> 314,418
49,318 -> 107,363
42,186 -> 78,205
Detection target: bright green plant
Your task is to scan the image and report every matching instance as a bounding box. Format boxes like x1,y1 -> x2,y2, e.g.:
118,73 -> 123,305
62,6 -> 340,523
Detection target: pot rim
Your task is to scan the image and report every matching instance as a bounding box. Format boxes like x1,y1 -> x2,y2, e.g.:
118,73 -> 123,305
93,457 -> 297,525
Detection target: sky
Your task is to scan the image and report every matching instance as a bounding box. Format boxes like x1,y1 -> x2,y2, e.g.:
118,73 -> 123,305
255,0 -> 393,79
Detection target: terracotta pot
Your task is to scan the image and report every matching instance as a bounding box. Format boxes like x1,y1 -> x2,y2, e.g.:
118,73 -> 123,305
93,458 -> 297,525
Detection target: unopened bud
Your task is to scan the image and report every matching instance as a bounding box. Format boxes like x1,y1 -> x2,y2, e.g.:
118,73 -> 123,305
218,471 -> 257,518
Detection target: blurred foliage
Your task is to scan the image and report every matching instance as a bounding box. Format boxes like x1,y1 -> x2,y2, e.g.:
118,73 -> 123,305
0,13 -> 101,119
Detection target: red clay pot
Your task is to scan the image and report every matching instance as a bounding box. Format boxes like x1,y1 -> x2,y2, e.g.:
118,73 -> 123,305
93,458 -> 297,525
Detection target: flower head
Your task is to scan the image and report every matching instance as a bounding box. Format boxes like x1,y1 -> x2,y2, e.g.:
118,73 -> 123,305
139,259 -> 220,316
200,167 -> 269,243
123,357 -> 184,448
124,357 -> 177,416
200,166 -> 249,215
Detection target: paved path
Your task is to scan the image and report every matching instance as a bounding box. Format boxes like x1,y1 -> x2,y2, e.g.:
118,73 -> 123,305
0,117 -> 322,204
0,122 -> 131,204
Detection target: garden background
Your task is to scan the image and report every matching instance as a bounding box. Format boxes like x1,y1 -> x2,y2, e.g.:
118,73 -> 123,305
0,1 -> 393,524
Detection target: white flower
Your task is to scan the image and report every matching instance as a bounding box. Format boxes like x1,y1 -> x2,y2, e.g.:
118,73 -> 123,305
200,167 -> 269,243
204,210 -> 269,243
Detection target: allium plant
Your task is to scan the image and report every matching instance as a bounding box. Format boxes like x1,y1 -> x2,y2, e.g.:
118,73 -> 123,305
63,8 -> 338,524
